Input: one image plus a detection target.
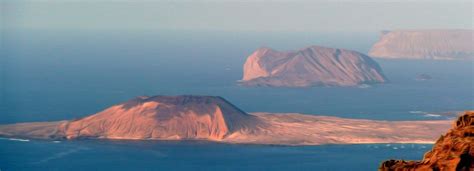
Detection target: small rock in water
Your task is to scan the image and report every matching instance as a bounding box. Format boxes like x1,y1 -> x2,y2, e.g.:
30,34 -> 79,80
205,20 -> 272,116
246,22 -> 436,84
415,74 -> 432,81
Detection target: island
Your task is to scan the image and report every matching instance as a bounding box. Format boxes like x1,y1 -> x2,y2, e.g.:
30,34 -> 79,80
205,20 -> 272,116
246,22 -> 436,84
0,95 -> 453,145
369,30 -> 474,60
379,111 -> 473,170
240,46 -> 388,87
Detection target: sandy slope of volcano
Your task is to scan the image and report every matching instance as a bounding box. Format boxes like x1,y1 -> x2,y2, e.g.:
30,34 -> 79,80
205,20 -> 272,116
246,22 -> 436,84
224,113 -> 450,145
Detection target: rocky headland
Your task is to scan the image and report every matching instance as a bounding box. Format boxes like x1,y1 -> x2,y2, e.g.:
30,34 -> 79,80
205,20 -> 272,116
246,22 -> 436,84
379,111 -> 474,171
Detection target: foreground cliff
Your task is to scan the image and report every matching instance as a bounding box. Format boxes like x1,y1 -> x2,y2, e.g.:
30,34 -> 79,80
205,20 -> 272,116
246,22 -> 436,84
369,30 -> 474,60
241,46 -> 387,87
379,111 -> 474,171
0,95 -> 452,145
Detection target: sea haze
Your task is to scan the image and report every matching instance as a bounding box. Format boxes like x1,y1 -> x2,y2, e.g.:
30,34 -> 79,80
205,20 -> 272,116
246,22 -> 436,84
0,29 -> 473,170
2,29 -> 472,124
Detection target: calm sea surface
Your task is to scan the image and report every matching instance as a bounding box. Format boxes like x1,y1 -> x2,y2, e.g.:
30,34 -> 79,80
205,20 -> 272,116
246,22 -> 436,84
0,139 -> 431,171
0,29 -> 472,170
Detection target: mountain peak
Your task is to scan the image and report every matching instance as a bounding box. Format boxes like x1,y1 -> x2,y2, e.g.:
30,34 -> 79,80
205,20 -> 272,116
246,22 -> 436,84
121,95 -> 229,109
50,95 -> 260,140
241,45 -> 387,87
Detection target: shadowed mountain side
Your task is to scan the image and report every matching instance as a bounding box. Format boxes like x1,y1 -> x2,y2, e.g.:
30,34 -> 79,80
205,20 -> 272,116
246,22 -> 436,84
0,96 -> 453,145
240,46 -> 387,87
379,111 -> 474,171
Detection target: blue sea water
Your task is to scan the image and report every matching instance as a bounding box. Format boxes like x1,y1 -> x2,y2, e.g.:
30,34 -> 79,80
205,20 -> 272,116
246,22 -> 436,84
0,29 -> 473,170
0,139 -> 431,171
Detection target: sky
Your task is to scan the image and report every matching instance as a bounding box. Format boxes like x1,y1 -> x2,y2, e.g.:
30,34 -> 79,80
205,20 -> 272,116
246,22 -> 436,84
1,0 -> 473,32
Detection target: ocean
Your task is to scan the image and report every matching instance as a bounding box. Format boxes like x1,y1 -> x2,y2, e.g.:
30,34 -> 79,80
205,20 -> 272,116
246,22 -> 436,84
0,139 -> 432,171
0,29 -> 473,170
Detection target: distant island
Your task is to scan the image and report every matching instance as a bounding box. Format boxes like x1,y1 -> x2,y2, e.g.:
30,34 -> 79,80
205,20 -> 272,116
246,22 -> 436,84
240,46 -> 388,87
379,111 -> 473,170
369,30 -> 474,60
0,95 -> 452,145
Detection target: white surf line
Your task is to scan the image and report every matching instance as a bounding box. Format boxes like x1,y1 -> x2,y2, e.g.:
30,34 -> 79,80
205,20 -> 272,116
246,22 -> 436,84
0,137 -> 30,142
424,113 -> 442,117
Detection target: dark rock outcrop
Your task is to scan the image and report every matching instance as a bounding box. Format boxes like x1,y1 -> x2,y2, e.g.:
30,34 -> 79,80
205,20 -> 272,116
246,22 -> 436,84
379,111 -> 474,171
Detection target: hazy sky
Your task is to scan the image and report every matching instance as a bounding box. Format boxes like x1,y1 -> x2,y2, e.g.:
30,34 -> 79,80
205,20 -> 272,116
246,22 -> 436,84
2,0 -> 473,31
